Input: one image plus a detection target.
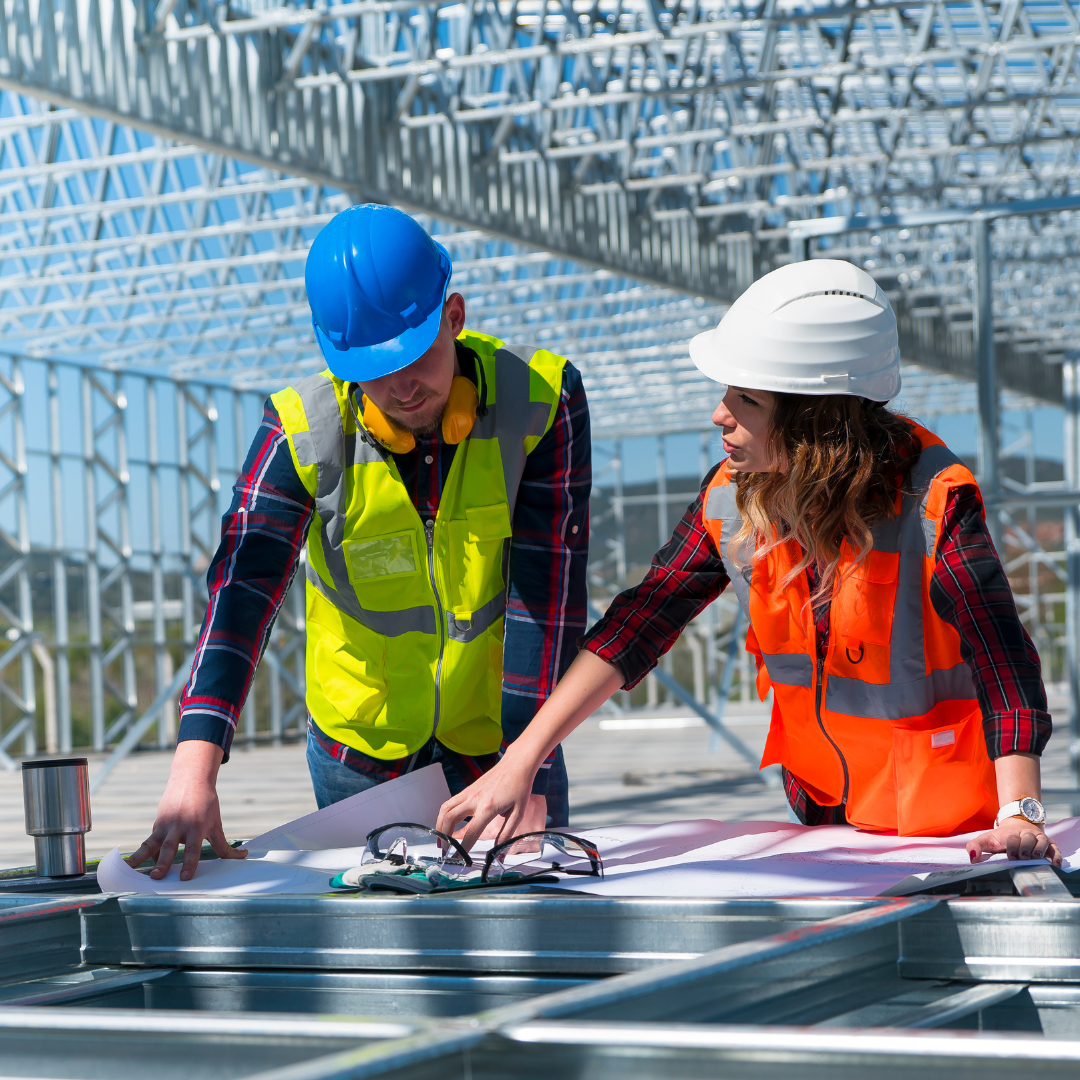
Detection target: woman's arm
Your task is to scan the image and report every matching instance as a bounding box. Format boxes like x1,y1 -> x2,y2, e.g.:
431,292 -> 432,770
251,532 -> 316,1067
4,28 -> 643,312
966,753 -> 1061,865
436,651 -> 624,847
928,485 -> 1058,863
438,470 -> 731,848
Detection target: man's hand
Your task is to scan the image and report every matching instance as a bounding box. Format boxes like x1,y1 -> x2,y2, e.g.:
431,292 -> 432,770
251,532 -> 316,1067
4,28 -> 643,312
126,741 -> 247,880
436,756 -> 539,851
966,816 -> 1061,866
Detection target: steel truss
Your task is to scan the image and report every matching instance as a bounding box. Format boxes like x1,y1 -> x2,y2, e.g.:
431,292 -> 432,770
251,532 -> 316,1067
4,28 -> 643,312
0,2 -> 1078,398
0,351 -> 317,763
1,880 -> 1080,1075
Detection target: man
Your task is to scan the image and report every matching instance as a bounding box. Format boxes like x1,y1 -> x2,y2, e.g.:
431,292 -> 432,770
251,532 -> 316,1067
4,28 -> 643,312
130,204 -> 591,880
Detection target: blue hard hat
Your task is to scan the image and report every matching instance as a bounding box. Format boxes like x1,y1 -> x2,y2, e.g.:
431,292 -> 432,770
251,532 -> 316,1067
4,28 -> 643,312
305,204 -> 453,382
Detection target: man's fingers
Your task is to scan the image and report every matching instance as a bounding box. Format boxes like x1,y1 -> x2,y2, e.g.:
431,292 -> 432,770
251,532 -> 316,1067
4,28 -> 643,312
149,836 -> 180,879
125,837 -> 160,869
207,825 -> 247,861
179,839 -> 203,881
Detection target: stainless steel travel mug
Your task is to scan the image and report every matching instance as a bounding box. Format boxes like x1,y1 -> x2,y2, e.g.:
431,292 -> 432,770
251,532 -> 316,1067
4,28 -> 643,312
22,757 -> 92,876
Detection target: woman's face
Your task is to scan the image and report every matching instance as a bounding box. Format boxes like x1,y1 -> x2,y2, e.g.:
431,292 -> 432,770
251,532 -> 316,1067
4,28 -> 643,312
712,386 -> 777,472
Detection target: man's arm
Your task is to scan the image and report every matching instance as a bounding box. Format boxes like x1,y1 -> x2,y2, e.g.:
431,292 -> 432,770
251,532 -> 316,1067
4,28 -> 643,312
498,361 -> 591,809
128,400 -> 315,879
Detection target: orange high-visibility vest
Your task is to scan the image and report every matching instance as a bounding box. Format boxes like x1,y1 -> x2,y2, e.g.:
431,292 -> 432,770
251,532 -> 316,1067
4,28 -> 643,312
702,423 -> 997,836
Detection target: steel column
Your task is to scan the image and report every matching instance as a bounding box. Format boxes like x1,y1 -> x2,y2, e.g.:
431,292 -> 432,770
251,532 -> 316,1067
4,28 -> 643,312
973,216 -> 1004,557
1063,352 -> 1080,801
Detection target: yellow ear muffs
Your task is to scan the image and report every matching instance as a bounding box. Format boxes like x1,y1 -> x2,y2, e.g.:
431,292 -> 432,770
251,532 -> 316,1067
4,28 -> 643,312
442,376 -> 479,445
361,376 -> 478,454
362,394 -> 415,454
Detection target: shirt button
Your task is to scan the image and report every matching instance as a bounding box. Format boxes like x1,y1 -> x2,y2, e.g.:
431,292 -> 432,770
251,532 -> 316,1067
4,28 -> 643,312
572,525 -> 579,534
425,454 -> 434,464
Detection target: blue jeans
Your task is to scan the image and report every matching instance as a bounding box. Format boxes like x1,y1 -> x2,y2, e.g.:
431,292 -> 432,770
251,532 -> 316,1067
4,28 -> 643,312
306,730 -> 569,827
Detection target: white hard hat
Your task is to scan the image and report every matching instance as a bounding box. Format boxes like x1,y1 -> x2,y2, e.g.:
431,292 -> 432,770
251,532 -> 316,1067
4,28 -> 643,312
689,259 -> 901,401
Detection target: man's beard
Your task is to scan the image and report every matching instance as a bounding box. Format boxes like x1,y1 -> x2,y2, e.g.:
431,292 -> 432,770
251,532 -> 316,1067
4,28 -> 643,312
390,401 -> 446,438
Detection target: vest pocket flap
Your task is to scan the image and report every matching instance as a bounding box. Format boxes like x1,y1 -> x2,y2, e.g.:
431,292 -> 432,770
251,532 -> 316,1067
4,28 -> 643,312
465,503 -> 513,542
344,532 -> 419,581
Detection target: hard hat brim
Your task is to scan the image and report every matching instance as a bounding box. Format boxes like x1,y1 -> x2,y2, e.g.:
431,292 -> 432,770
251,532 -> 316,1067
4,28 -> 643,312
689,328 -> 901,402
313,272 -> 451,383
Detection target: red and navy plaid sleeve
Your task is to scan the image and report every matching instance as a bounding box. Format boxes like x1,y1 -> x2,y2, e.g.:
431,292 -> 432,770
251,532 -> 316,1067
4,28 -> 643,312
929,484 -> 1052,760
177,400 -> 314,761
581,465 -> 730,689
500,362 -> 591,795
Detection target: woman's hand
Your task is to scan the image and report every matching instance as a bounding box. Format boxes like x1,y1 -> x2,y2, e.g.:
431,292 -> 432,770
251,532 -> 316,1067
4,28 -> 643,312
436,756 -> 538,851
966,816 -> 1061,866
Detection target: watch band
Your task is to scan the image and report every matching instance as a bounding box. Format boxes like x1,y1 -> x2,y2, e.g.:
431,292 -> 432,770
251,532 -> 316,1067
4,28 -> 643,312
995,797 -> 1046,828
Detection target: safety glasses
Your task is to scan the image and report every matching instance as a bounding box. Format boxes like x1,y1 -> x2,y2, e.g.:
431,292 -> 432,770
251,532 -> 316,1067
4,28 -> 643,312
361,822 -> 472,873
360,822 -> 603,884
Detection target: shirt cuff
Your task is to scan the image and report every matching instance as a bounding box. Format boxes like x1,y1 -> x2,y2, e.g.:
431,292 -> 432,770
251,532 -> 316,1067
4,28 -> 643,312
984,709 -> 1053,760
177,712 -> 235,763
579,634 -> 655,691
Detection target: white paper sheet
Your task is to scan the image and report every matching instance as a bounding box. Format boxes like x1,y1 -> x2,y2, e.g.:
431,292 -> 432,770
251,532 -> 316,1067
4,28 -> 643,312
247,762 -> 450,850
95,846 -> 338,895
96,755 -> 1080,898
545,817 -> 1080,898
98,763 -> 450,895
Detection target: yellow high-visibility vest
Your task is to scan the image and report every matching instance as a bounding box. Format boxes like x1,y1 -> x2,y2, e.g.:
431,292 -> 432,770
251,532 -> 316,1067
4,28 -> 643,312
272,331 -> 567,759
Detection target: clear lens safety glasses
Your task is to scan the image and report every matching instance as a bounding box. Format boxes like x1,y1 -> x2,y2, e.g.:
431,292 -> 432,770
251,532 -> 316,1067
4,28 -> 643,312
354,822 -> 603,887
482,831 -> 603,884
361,822 -> 473,875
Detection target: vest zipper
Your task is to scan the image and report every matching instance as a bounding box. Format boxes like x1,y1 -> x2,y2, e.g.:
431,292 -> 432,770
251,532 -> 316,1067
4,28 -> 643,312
425,518 -> 445,741
814,653 -> 849,806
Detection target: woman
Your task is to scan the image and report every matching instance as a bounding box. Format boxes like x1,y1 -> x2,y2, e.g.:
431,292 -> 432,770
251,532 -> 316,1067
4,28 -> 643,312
438,259 -> 1060,866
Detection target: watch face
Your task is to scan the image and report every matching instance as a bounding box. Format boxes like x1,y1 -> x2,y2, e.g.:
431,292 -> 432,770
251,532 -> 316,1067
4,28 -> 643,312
1019,797 -> 1046,824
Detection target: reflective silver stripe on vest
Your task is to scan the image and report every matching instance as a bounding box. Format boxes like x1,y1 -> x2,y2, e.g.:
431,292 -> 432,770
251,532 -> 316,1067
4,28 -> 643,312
702,482 -> 753,616
909,441 -> 965,558
826,663 -> 975,719
446,590 -> 505,643
291,374 -> 432,635
306,562 -> 436,637
761,652 -> 813,688
492,346 -> 557,523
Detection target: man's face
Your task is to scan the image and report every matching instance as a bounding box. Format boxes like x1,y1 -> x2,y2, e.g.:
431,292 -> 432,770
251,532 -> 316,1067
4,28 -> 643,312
358,293 -> 466,436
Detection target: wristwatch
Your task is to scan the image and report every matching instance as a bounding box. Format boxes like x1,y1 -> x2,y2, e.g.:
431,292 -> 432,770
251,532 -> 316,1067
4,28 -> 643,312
995,797 -> 1046,829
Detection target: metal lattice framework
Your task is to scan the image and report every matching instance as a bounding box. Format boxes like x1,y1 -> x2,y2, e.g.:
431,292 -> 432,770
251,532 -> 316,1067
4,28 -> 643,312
0,0 -> 1078,415
1,0 -> 1079,768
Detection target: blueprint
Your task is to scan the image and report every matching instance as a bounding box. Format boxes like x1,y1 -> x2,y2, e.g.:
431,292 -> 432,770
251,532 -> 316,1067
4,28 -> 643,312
97,767 -> 1079,898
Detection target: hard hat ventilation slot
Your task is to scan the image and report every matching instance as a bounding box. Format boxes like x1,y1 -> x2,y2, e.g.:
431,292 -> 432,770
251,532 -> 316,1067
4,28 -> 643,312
775,288 -> 880,311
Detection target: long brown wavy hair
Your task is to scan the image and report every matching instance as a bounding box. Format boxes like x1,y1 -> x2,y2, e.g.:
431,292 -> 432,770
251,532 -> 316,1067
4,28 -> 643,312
731,393 -> 920,605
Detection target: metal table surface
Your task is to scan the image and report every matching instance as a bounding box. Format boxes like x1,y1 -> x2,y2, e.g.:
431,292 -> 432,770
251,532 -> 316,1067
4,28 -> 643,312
1,865 -> 1080,1078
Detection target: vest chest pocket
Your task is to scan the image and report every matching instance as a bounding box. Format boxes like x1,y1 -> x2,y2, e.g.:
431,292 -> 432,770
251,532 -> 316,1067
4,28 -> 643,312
344,532 -> 420,583
833,549 -> 899,647
448,503 -> 513,618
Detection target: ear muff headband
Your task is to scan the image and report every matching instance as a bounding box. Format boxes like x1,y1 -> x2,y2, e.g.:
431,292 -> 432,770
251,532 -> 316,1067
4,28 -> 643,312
359,375 -> 479,454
